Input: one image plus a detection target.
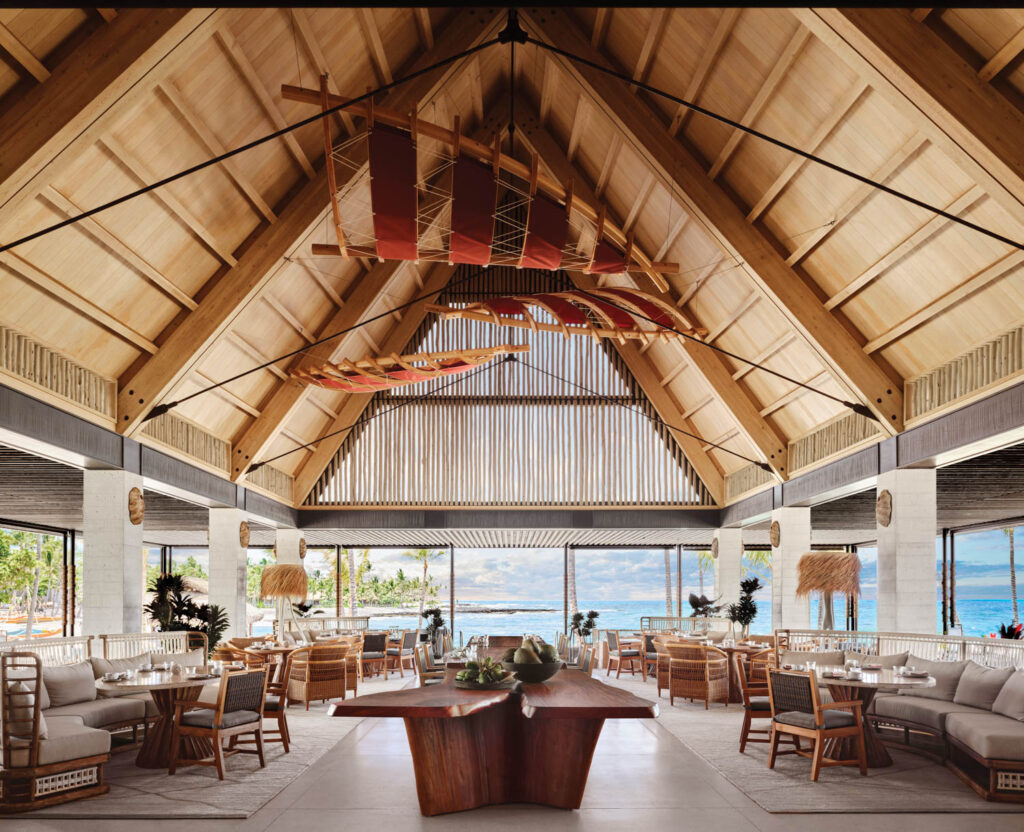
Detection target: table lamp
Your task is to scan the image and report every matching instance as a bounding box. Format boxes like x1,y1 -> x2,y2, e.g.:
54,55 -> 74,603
260,563 -> 310,643
796,550 -> 861,631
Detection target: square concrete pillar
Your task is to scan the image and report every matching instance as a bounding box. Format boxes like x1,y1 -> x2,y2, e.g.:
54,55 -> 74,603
713,529 -> 744,610
771,507 -> 811,631
82,470 -> 145,635
876,468 -> 937,634
209,508 -> 248,640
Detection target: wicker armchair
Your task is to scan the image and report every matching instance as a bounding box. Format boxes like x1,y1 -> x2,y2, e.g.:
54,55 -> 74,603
170,667 -> 268,780
286,645 -> 349,710
766,669 -> 866,781
666,643 -> 729,709
652,636 -> 677,697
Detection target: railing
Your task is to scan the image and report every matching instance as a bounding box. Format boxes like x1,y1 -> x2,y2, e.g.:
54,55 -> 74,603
639,616 -> 732,633
100,631 -> 207,659
777,629 -> 1024,669
0,635 -> 92,665
275,616 -> 370,639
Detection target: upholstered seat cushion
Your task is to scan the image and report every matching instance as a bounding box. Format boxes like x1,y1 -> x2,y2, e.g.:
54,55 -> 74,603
362,651 -> 385,659
264,695 -> 282,711
953,661 -> 1016,710
775,709 -> 856,730
992,670 -> 1024,721
610,650 -> 640,657
870,693 -> 986,731
779,650 -> 845,668
41,661 -> 96,708
645,652 -> 658,659
9,716 -> 110,767
897,655 -> 967,701
946,712 -> 1024,761
45,696 -> 146,729
387,648 -> 413,656
748,695 -> 771,712
121,691 -> 159,718
180,708 -> 261,729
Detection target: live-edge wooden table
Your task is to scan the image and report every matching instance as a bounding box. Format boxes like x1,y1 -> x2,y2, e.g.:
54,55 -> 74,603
328,667 -> 658,815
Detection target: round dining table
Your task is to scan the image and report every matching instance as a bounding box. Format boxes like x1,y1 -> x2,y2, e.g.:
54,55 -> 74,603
244,644 -> 298,684
95,669 -> 221,769
813,666 -> 935,768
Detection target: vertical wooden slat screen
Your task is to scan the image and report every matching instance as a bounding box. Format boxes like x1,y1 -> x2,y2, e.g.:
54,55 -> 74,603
304,264 -> 712,508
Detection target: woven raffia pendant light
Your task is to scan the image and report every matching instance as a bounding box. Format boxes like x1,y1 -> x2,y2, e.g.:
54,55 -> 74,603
796,551 -> 861,631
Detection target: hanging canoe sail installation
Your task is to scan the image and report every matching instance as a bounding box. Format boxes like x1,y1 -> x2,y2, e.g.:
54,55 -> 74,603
426,287 -> 706,343
290,344 -> 528,393
282,83 -> 679,291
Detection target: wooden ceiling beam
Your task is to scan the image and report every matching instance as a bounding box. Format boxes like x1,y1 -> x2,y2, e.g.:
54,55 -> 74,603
759,370 -> 832,417
708,28 -> 811,179
978,27 -> 1024,83
263,294 -> 316,343
654,212 -> 689,261
117,8 -> 504,437
213,27 -> 315,180
291,262 -> 457,503
414,9 -> 434,51
516,106 -> 788,482
733,333 -> 797,381
523,8 -> 903,435
0,9 -> 216,222
539,58 -> 558,124
357,9 -> 393,86
669,8 -> 740,137
566,96 -> 590,163
591,9 -> 611,50
594,133 -> 622,198
226,332 -> 288,381
0,22 -> 50,82
798,8 -> 1024,224
631,9 -> 669,91
290,9 -> 356,137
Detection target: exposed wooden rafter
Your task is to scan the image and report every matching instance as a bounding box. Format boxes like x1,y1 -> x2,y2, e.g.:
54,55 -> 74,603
290,9 -> 356,137
0,21 -> 49,81
522,8 -> 904,435
669,8 -> 740,136
978,27 -> 1024,83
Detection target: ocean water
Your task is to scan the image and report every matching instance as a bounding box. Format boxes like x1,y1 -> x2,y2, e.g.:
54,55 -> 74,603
250,597 -> 1023,641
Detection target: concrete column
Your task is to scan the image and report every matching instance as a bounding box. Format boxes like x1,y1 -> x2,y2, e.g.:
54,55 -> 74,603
771,506 -> 811,631
82,470 -> 145,634
713,529 -> 744,611
876,468 -> 937,634
209,508 -> 248,640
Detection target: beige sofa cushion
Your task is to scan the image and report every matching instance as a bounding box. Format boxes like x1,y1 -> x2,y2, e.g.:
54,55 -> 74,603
844,650 -> 909,668
871,693 -> 986,731
150,648 -> 206,667
992,670 -> 1024,721
45,696 -> 146,729
121,691 -> 159,718
953,661 -> 1015,711
41,661 -> 96,708
897,655 -> 967,701
946,712 -> 1024,761
4,680 -> 47,739
9,716 -> 110,768
90,654 -> 151,698
779,650 -> 845,668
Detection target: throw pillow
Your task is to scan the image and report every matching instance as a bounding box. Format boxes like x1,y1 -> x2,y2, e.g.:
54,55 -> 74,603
954,661 -> 1016,710
89,653 -> 150,679
992,670 -> 1024,721
41,660 -> 97,707
844,650 -> 909,668
779,650 -> 845,667
5,680 -> 48,739
897,654 -> 968,700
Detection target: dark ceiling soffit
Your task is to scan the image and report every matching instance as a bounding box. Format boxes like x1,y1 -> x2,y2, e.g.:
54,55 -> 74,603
0,383 -> 297,525
722,379 -> 1024,527
296,508 -> 721,531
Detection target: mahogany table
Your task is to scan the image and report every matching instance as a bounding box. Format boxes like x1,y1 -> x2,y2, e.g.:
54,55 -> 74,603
95,671 -> 219,769
814,667 -> 935,768
329,667 -> 658,815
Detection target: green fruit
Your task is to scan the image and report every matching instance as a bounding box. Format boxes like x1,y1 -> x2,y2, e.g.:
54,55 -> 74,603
538,644 -> 558,662
502,648 -> 516,663
514,647 -> 542,664
477,672 -> 487,685
522,638 -> 540,654
456,671 -> 468,681
466,661 -> 479,672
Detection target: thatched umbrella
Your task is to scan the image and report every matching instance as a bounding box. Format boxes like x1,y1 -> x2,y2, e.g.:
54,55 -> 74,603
796,550 -> 861,631
260,564 -> 309,641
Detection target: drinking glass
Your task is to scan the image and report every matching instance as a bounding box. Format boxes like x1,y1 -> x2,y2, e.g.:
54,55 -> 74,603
805,660 -> 816,671
893,665 -> 905,677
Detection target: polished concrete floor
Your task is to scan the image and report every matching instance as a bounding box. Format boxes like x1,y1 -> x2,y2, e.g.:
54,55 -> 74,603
9,707 -> 1021,832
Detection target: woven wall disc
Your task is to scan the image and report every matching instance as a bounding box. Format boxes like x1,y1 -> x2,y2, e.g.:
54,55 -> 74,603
299,538 -> 307,559
128,487 -> 145,526
711,538 -> 719,559
770,520 -> 781,548
239,521 -> 250,548
876,490 -> 893,527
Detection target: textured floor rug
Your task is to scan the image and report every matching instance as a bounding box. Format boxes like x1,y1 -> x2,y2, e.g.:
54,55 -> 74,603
31,674 -> 409,819
604,673 -> 1024,814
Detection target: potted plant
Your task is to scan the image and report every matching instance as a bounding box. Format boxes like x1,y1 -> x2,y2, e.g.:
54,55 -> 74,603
421,607 -> 446,657
998,622 -> 1023,639
688,593 -> 723,619
726,577 -> 763,639
143,574 -> 229,656
568,610 -> 599,662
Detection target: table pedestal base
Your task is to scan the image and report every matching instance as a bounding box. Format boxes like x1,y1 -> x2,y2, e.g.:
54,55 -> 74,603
135,686 -> 214,769
404,697 -> 604,815
823,684 -> 891,768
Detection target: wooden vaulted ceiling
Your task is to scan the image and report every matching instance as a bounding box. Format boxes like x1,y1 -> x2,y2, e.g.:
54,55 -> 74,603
2,7 -> 1024,510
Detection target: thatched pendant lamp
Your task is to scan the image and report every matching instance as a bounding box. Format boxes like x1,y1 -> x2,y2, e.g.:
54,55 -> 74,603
261,563 -> 309,641
796,550 -> 861,631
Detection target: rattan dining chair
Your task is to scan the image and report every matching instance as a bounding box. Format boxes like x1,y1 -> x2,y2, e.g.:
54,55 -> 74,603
766,669 -> 866,781
734,651 -> 779,753
606,631 -> 641,678
170,667 -> 268,780
385,630 -> 418,679
666,643 -> 729,708
286,644 -> 348,710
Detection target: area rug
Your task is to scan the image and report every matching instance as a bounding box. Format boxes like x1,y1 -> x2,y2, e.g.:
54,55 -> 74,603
604,674 -> 1024,814
30,674 -> 409,819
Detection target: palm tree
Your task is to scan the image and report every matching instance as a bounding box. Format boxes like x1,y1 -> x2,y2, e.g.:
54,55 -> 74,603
24,534 -> 42,638
403,549 -> 443,615
697,550 -> 714,596
347,547 -> 357,616
664,549 -> 673,616
1005,528 -> 1019,626
744,550 -> 773,583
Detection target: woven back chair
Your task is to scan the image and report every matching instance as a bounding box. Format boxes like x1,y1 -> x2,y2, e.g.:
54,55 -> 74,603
361,632 -> 388,678
556,633 -> 568,659
641,633 -> 658,683
385,630 -> 418,679
342,639 -> 361,694
766,669 -> 866,781
171,667 -> 268,780
414,644 -> 444,685
748,647 -> 776,686
605,630 -> 641,678
734,652 -> 778,753
652,636 -> 681,697
579,645 -> 595,676
665,643 -> 729,709
286,645 -> 348,710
